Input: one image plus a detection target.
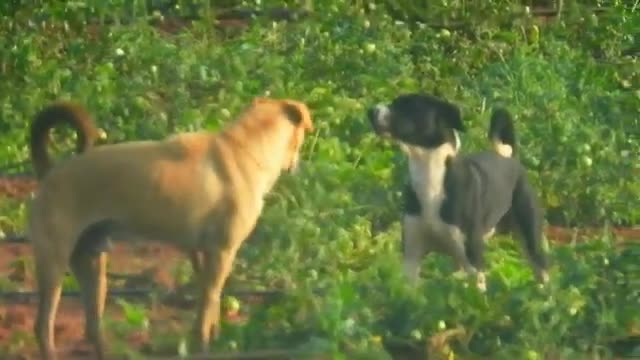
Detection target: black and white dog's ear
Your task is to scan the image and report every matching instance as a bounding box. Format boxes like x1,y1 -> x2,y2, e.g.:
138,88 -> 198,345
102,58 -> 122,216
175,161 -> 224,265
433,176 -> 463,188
438,101 -> 465,132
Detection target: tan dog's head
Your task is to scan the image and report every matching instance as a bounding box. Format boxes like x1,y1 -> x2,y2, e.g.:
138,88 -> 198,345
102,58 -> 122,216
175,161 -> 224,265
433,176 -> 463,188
244,97 -> 314,173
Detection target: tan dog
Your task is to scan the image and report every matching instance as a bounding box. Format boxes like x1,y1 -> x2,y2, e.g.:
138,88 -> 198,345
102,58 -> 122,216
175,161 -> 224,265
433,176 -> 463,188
27,98 -> 314,360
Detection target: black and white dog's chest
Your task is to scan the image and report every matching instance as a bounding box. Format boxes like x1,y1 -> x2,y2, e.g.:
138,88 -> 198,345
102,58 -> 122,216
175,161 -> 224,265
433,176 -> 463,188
400,154 -> 453,241
403,183 -> 422,216
402,153 -> 448,217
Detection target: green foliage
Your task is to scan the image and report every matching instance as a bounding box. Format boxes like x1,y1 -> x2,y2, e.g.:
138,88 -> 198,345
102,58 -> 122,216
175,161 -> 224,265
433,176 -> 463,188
230,236 -> 640,359
115,298 -> 150,331
0,0 -> 638,358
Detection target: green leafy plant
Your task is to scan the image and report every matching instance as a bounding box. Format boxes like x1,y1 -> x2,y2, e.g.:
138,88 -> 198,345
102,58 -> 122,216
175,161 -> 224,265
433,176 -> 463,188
0,0 -> 638,358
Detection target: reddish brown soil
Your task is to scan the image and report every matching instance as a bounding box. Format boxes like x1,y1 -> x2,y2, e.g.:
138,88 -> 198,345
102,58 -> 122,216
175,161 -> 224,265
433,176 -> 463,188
0,241 -> 255,359
0,176 -> 37,201
0,242 -> 185,359
545,225 -> 640,244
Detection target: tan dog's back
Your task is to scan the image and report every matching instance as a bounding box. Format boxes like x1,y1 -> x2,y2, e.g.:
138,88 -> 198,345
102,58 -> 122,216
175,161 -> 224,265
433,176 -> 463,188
34,135 -> 219,245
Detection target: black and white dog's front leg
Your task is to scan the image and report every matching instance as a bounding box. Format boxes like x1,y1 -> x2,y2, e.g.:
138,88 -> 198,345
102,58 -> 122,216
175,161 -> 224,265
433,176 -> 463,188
435,222 -> 481,286
401,184 -> 429,283
401,215 -> 429,283
430,217 -> 486,292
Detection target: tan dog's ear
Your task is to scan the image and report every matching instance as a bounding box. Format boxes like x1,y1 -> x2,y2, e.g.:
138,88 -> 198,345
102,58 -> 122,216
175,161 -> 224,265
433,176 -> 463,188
282,101 -> 314,132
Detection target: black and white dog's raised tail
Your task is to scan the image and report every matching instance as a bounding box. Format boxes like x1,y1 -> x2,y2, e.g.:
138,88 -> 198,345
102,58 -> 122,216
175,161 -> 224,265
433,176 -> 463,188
441,107 -> 549,290
488,108 -> 517,158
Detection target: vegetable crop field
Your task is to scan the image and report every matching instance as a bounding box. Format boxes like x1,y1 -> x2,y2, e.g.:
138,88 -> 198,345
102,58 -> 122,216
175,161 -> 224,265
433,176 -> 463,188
0,0 -> 639,359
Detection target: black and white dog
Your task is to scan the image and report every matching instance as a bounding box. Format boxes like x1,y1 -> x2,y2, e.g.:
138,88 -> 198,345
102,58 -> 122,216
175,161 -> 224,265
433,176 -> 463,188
367,93 -> 549,291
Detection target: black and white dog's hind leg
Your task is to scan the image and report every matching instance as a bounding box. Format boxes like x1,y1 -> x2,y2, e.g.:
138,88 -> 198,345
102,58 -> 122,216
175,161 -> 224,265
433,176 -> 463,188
511,176 -> 550,285
490,108 -> 550,285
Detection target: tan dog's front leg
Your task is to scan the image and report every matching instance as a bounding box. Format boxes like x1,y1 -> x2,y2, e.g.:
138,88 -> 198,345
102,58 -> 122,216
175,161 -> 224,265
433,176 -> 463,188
191,244 -> 240,353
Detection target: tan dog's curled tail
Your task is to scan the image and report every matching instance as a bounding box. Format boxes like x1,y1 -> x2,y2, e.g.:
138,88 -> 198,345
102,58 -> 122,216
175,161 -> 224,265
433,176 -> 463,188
30,101 -> 102,179
488,108 -> 516,158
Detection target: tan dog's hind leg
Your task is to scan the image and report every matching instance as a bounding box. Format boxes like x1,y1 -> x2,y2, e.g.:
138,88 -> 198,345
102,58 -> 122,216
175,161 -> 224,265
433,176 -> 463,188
34,261 -> 65,360
70,251 -> 108,359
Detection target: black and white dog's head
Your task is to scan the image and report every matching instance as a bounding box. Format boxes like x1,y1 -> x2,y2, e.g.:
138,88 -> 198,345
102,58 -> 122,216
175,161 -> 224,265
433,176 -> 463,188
367,93 -> 465,156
